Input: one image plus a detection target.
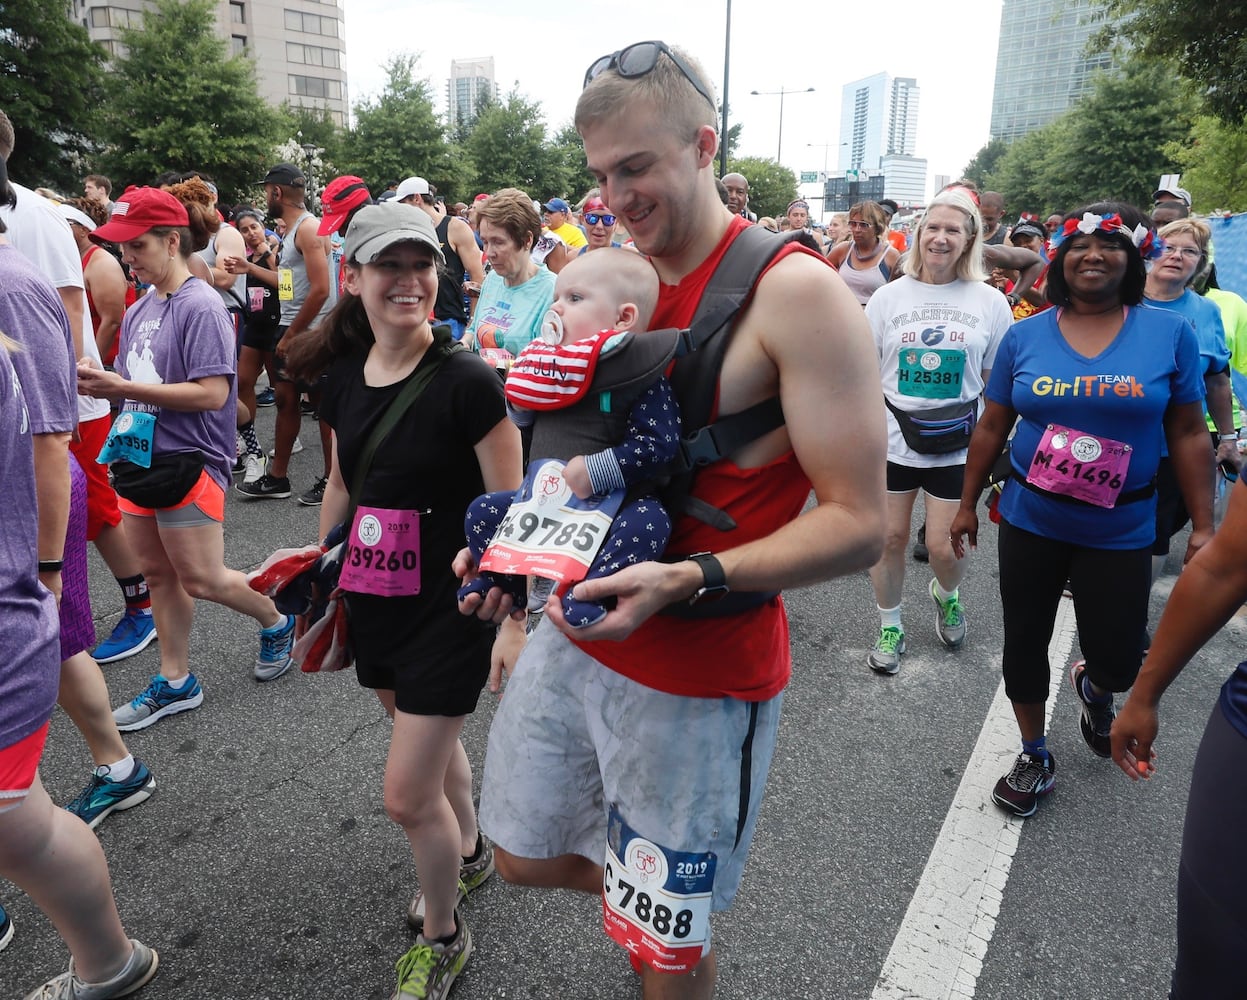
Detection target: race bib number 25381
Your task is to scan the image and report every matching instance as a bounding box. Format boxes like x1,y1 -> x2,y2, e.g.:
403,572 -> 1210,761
602,805 -> 716,974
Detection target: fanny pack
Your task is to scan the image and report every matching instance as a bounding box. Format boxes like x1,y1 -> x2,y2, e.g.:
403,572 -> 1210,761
110,453 -> 204,509
885,398 -> 978,455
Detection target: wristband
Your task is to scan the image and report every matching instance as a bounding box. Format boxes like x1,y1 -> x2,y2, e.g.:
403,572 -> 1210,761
686,552 -> 729,605
38,559 -> 64,573
1219,433 -> 1238,441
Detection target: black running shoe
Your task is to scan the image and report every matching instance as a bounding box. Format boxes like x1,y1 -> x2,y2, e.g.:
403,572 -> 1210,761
912,522 -> 929,563
236,474 -> 292,500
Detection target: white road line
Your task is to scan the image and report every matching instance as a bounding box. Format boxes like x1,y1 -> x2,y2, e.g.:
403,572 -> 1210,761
871,598 -> 1078,1000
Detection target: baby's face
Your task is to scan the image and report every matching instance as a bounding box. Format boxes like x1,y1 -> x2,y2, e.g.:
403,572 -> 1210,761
549,259 -> 630,343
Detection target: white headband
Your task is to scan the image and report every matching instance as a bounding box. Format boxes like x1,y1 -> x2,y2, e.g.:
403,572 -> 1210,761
57,203 -> 97,232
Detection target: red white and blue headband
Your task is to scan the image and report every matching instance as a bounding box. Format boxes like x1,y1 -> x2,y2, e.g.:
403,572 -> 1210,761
1049,211 -> 1165,260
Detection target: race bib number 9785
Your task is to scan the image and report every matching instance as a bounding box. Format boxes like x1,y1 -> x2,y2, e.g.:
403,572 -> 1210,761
602,805 -> 715,974
478,459 -> 622,584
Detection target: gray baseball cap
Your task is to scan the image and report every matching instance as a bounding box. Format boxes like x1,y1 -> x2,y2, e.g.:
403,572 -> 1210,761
344,203 -> 445,265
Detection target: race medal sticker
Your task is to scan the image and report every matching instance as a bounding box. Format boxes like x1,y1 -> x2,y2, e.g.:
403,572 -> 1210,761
478,459 -> 622,584
278,267 -> 294,301
897,348 -> 966,400
1026,422 -> 1132,508
97,410 -> 156,468
602,804 -> 716,974
337,506 -> 422,596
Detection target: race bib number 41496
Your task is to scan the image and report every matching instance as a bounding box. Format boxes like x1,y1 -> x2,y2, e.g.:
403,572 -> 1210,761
602,805 -> 716,974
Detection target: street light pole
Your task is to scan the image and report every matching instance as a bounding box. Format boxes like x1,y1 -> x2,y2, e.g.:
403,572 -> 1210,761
750,86 -> 814,164
720,0 -> 731,177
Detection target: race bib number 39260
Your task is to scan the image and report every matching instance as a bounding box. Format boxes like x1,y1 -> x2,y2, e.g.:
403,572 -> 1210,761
602,805 -> 715,974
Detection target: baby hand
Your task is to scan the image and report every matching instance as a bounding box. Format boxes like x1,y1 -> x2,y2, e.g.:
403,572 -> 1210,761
564,456 -> 593,498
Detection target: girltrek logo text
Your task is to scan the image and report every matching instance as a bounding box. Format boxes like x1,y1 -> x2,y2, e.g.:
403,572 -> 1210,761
1031,374 -> 1145,398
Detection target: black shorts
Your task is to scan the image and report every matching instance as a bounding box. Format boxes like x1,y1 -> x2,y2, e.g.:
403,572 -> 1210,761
348,594 -> 494,716
886,461 -> 965,502
241,317 -> 281,354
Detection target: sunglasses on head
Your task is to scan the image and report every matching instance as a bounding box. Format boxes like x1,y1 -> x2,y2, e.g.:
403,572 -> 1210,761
583,40 -> 715,111
584,212 -> 616,227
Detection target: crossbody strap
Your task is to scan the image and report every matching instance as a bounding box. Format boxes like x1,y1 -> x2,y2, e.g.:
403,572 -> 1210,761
346,327 -> 462,523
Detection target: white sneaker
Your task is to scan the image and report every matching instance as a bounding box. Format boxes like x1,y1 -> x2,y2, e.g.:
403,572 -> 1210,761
243,453 -> 267,484
269,437 -> 303,458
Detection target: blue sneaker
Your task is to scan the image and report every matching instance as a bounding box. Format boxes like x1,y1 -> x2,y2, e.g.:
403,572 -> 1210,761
113,675 -> 203,732
65,760 -> 156,830
0,902 -> 13,952
256,386 -> 276,407
92,609 -> 158,664
255,615 -> 295,681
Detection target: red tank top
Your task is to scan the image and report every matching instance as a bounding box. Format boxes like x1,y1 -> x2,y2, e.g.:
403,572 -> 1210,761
573,216 -> 817,700
82,245 -> 137,365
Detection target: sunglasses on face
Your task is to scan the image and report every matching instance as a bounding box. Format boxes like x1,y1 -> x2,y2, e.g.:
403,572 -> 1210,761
584,212 -> 616,227
583,40 -> 716,111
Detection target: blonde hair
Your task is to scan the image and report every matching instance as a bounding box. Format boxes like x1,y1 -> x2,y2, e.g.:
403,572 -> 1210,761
1157,218 -> 1211,255
905,189 -> 987,283
575,44 -> 717,143
564,249 -> 660,331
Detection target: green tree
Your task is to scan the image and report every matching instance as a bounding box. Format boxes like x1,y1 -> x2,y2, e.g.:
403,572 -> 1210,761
98,0 -> 281,201
726,156 -> 797,218
338,54 -> 451,194
0,0 -> 106,191
462,90 -> 568,199
1101,0 -> 1247,123
984,58 -> 1195,216
960,137 -> 1009,191
549,122 -> 595,202
1164,115 -> 1247,212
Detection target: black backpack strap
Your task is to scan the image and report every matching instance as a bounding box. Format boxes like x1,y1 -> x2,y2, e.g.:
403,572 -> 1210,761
663,227 -> 800,527
346,326 -> 462,525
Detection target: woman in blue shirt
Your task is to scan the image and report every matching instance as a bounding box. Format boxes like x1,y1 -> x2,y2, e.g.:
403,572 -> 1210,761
462,189 -> 556,362
950,203 -> 1214,818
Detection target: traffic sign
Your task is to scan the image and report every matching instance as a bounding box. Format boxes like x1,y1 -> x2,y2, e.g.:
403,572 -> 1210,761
800,171 -> 819,183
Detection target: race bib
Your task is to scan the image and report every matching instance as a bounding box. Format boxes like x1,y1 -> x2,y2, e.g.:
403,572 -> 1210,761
96,410 -> 156,468
278,268 -> 294,301
897,348 -> 966,400
1026,423 -> 1132,508
249,286 -> 266,312
602,805 -> 715,974
478,459 -> 622,584
478,347 -> 514,371
337,506 -> 422,596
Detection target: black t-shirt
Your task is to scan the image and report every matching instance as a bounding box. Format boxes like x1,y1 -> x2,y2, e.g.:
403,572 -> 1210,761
319,347 -> 506,665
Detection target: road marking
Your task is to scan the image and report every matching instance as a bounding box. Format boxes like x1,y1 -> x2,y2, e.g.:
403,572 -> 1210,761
871,598 -> 1077,1000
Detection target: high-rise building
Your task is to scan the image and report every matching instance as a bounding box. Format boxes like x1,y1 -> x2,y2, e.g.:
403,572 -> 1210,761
71,0 -> 349,125
838,73 -> 920,173
447,57 -> 498,129
989,0 -> 1119,141
832,72 -> 925,209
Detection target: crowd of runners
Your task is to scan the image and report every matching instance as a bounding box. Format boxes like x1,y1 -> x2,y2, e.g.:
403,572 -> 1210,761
0,37 -> 1244,1000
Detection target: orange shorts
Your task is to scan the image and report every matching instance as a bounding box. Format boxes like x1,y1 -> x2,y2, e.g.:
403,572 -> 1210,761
68,414 -> 123,541
118,468 -> 225,526
0,722 -> 50,806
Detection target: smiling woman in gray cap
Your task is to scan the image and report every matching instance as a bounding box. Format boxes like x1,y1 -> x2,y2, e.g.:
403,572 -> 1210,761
286,202 -> 523,1000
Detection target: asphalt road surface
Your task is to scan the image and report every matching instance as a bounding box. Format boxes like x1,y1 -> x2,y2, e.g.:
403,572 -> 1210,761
3,405 -> 1236,999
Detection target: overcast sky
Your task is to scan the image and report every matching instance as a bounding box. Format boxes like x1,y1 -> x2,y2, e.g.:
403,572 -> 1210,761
343,0 -> 1005,201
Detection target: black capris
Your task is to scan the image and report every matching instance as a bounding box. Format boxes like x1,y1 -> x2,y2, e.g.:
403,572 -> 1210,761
997,517 -> 1151,703
1170,703 -> 1247,1000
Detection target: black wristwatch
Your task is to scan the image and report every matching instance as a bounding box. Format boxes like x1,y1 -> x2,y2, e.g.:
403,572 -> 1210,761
686,552 -> 729,605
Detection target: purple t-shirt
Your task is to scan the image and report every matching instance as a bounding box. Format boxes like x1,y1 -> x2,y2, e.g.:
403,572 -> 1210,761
0,245 -> 76,435
0,278 -> 62,749
116,276 -> 238,489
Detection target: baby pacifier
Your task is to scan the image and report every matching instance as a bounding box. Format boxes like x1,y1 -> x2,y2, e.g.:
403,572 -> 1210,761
539,308 -> 563,345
